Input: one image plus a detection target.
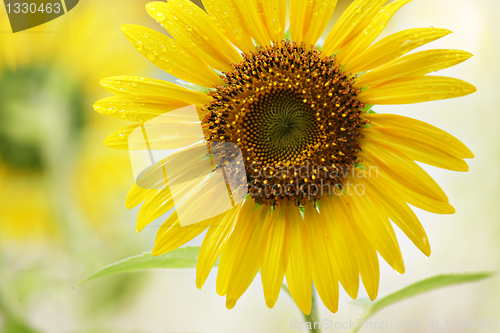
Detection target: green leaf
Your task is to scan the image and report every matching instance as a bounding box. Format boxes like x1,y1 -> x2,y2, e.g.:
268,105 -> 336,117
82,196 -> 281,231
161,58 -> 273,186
76,247 -> 205,287
367,272 -> 495,317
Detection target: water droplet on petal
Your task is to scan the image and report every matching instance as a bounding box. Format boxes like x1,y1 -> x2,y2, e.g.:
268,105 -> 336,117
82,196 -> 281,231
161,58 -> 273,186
272,19 -> 281,34
147,50 -> 157,61
156,13 -> 166,22
234,30 -> 242,40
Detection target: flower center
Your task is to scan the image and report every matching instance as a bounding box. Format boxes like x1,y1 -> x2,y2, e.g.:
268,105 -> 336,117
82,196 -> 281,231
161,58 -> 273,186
203,40 -> 367,207
242,86 -> 324,165
0,67 -> 86,171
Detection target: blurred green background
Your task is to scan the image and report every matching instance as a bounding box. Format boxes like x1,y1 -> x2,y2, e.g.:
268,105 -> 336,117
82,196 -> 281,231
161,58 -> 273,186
0,0 -> 498,332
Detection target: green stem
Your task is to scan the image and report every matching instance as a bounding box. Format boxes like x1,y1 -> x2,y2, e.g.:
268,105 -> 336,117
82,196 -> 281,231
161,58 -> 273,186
282,283 -> 322,333
351,313 -> 368,333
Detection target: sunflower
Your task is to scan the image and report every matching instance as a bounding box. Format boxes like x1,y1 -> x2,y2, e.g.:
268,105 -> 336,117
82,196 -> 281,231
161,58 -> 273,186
95,0 -> 476,314
0,1 -> 149,242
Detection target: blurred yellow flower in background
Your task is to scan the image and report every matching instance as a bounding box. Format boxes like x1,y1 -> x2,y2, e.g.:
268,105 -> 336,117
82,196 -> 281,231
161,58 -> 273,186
0,1 -> 151,243
0,2 -> 160,331
95,0 -> 476,316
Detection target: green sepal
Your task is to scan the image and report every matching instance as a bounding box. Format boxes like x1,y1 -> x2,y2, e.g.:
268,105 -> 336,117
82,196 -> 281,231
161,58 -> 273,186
314,200 -> 320,213
354,162 -> 366,171
175,79 -> 213,94
284,27 -> 291,41
360,104 -> 374,112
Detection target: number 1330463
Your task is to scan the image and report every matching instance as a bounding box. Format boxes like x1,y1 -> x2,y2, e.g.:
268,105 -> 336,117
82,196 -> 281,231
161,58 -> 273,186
6,3 -> 61,14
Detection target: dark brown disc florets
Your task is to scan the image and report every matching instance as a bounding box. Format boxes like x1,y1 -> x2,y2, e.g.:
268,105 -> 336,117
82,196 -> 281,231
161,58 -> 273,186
203,40 -> 367,207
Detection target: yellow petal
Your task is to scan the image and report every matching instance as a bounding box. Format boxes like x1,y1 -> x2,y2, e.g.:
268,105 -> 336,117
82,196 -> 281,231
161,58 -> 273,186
100,76 -> 212,103
201,0 -> 258,54
130,147 -> 213,198
152,209 -> 226,256
136,188 -> 174,233
346,181 -> 405,274
260,207 -> 287,308
363,175 -> 431,256
361,139 -> 449,202
104,124 -> 140,150
93,95 -> 205,122
121,24 -> 222,87
290,0 -> 337,47
257,0 -> 286,43
285,207 -> 312,315
225,207 -> 270,309
345,28 -> 452,74
104,122 -> 204,151
334,196 -> 379,300
336,0 -> 412,66
358,76 -> 477,104
125,184 -> 157,209
306,206 -> 339,313
138,171 -> 224,233
364,127 -> 470,171
152,172 -> 242,254
362,158 -> 455,214
364,113 -> 474,158
146,1 -> 241,72
356,49 -> 473,87
322,0 -> 387,56
216,200 -> 256,296
196,204 -> 242,289
321,198 -> 359,300
233,0 -> 273,47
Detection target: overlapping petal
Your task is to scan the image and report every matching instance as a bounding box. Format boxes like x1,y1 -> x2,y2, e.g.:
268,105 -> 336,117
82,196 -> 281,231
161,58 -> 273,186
196,204 -> 242,288
336,0 -> 412,66
322,0 -> 387,56
202,0 -> 259,53
121,24 -> 222,87
257,0 -> 286,43
146,0 -> 241,72
306,205 -> 340,313
345,28 -> 452,74
290,0 -> 337,47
